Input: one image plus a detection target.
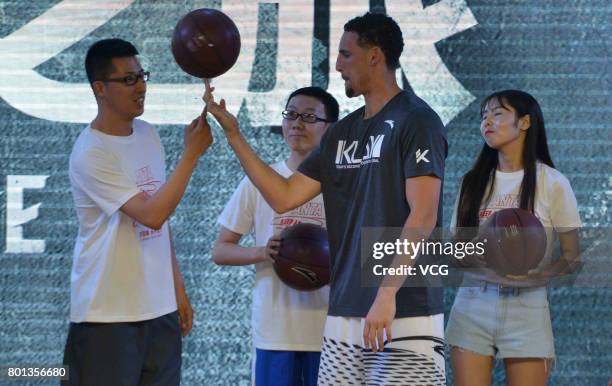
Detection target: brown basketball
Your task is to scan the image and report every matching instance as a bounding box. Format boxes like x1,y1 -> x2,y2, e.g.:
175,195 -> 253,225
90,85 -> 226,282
171,8 -> 240,78
480,208 -> 547,276
274,223 -> 330,291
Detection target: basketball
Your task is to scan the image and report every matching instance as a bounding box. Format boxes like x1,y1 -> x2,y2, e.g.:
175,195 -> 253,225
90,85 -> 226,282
479,208 -> 547,276
274,223 -> 330,291
171,8 -> 241,78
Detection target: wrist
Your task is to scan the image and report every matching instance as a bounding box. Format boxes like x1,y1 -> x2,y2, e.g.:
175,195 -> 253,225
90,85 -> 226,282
253,246 -> 265,263
181,151 -> 200,165
377,286 -> 398,299
226,130 -> 243,146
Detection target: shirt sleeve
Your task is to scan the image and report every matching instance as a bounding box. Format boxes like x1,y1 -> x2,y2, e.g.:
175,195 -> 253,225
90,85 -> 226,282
217,175 -> 256,235
299,122 -> 334,181
70,148 -> 141,217
549,174 -> 582,230
401,107 -> 447,180
298,146 -> 322,182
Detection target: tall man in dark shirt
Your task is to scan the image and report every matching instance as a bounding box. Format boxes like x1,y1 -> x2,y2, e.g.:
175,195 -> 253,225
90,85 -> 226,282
206,12 -> 447,385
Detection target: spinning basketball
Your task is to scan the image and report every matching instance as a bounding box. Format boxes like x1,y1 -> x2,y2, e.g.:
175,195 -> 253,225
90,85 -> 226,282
171,8 -> 241,78
274,223 -> 330,291
480,208 -> 547,276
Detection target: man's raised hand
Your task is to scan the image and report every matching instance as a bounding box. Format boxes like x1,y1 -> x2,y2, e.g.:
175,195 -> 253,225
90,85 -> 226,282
203,78 -> 240,139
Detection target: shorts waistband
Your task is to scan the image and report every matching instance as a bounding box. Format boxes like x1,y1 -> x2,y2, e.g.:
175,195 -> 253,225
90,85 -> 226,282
476,281 -> 542,295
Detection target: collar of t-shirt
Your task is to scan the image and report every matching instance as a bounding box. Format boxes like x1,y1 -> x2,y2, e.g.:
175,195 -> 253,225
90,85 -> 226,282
360,90 -> 410,123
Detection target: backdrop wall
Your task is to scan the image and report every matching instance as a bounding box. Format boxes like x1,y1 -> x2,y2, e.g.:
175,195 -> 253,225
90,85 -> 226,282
1,1 -> 610,385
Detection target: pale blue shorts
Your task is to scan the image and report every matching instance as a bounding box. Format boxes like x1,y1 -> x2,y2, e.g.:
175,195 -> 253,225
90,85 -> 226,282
445,284 -> 555,359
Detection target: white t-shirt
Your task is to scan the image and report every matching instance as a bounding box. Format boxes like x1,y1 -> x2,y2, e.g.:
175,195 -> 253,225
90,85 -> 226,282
451,162 -> 582,286
218,161 -> 329,351
68,119 -> 176,322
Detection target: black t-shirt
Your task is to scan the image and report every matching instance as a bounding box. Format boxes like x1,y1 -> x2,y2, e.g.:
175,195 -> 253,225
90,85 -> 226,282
298,90 -> 447,317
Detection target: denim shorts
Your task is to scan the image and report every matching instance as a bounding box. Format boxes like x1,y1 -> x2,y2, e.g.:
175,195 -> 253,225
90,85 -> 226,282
445,284 -> 554,359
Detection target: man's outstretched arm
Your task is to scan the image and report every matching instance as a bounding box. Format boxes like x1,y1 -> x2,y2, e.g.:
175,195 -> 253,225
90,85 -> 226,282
204,80 -> 321,213
121,113 -> 212,229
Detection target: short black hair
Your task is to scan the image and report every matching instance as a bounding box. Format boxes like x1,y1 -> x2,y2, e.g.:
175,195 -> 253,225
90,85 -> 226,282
285,87 -> 339,122
85,38 -> 139,84
344,12 -> 403,70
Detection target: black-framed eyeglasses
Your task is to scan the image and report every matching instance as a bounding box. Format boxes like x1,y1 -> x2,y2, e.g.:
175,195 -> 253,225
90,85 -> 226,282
102,70 -> 150,86
282,110 -> 330,124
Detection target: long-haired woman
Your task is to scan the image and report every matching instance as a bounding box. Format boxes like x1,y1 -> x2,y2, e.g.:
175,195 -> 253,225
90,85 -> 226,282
446,89 -> 582,386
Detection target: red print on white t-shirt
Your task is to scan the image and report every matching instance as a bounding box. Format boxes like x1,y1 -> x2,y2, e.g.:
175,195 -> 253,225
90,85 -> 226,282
134,165 -> 163,240
479,193 -> 519,221
273,202 -> 325,231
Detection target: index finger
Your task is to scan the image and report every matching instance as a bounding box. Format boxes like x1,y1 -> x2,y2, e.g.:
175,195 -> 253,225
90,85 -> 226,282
202,78 -> 214,104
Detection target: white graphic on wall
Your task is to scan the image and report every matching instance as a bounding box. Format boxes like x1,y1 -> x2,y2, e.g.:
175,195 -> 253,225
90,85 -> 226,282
0,0 -> 476,126
5,175 -> 48,253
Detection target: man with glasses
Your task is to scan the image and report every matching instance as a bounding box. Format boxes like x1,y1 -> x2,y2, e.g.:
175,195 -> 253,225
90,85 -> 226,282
62,38 -> 212,386
212,87 -> 338,386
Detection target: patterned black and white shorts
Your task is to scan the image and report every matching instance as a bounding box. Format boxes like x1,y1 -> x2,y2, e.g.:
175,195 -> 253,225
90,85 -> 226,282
317,314 -> 445,386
